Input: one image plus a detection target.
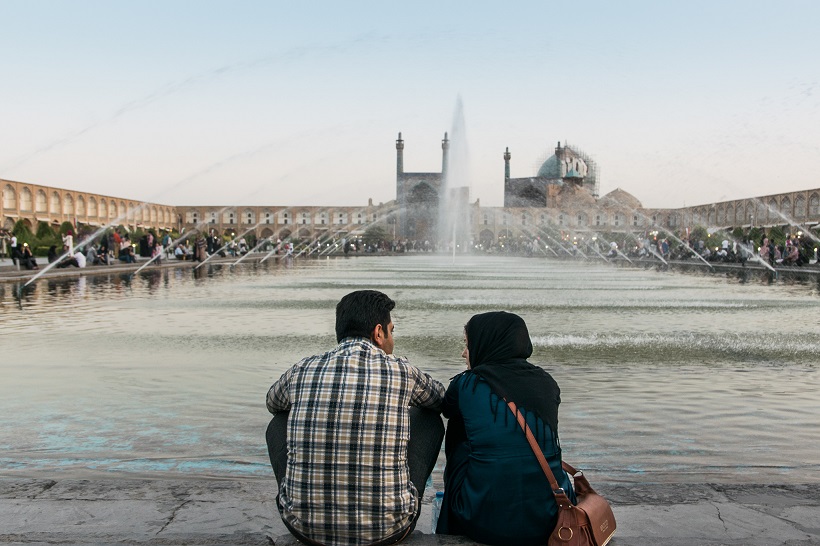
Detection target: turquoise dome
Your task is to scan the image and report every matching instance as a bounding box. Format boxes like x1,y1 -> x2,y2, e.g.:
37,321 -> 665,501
537,155 -> 561,178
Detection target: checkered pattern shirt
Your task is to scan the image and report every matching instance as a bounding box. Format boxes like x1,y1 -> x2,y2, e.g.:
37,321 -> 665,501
266,337 -> 445,546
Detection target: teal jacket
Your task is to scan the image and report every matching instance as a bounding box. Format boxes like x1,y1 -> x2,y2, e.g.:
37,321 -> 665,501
436,372 -> 575,546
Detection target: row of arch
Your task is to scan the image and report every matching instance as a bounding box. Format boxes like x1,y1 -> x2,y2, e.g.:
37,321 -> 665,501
2,184 -> 174,225
197,227 -> 352,242
480,209 -> 670,229
688,194 -> 820,227
182,207 -> 377,227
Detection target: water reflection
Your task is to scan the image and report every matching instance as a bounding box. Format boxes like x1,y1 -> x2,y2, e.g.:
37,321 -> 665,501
1,255 -> 818,483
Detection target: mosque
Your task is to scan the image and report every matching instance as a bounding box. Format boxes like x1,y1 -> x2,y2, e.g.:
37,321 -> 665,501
394,132 -> 632,246
395,133 -> 820,247
2,133 -> 820,247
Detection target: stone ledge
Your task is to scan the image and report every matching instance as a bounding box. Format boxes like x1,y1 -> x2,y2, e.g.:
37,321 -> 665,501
1,478 -> 818,545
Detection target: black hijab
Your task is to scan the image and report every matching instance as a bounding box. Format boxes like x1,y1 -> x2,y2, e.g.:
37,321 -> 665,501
466,311 -> 560,434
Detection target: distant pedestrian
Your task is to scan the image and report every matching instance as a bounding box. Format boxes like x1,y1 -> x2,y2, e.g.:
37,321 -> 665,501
207,232 -> 219,254
195,236 -> 207,262
113,231 -> 122,258
162,231 -> 172,259
62,231 -> 74,254
152,241 -> 163,266
139,235 -> 150,258
10,234 -> 18,266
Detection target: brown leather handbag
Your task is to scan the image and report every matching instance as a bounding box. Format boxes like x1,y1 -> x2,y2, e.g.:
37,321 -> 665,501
507,401 -> 616,546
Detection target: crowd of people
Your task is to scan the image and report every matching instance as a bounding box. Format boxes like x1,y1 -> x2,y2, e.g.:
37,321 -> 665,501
612,234 -> 817,267
3,226 -> 818,274
0,228 -> 174,270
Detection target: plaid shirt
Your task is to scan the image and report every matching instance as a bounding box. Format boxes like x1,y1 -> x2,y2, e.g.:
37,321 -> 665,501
266,337 -> 445,546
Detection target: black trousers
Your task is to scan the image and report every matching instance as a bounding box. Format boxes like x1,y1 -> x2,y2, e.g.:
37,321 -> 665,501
266,407 -> 444,545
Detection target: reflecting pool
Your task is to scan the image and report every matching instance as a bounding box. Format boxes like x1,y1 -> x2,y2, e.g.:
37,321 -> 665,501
1,255 -> 819,484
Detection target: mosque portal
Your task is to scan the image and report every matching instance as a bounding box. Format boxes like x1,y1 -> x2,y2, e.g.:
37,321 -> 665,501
395,132 -> 447,241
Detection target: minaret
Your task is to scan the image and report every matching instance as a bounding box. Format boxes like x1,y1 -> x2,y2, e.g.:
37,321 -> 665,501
441,132 -> 450,179
503,147 -> 511,180
555,141 -> 566,177
396,132 -> 404,177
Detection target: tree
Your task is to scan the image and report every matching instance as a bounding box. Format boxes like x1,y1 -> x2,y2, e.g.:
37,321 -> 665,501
77,223 -> 95,238
363,225 -> 389,246
767,226 -> 786,246
12,220 -> 34,245
34,221 -> 60,253
689,225 -> 708,244
748,227 -> 764,246
59,221 -> 74,236
35,221 -> 56,241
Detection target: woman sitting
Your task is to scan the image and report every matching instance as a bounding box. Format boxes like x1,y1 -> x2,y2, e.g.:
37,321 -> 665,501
19,243 -> 39,270
436,311 -> 575,546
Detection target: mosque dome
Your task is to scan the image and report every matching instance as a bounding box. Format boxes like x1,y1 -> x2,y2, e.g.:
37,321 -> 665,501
599,188 -> 643,210
537,155 -> 561,178
565,168 -> 582,178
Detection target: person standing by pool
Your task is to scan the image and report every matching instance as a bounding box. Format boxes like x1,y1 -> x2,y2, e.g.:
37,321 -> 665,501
194,236 -> 207,262
112,230 -> 122,259
62,230 -> 74,254
265,290 -> 445,546
436,311 -> 575,546
10,233 -> 18,266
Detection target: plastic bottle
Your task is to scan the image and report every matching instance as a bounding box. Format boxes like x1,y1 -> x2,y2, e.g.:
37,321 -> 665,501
431,491 -> 444,533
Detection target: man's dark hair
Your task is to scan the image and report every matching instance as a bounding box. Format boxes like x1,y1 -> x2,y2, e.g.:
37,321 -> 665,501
335,290 -> 395,343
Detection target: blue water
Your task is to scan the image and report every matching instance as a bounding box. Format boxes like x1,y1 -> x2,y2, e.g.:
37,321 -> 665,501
1,255 -> 819,483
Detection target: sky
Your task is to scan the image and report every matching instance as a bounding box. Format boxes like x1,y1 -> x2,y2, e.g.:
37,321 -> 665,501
1,0 -> 819,209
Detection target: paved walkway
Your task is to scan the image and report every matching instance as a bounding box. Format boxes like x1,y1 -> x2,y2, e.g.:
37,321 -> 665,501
0,255 -> 236,284
1,478 -> 818,545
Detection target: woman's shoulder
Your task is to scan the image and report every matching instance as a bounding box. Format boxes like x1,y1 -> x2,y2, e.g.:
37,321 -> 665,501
448,369 -> 482,384
447,370 -> 492,394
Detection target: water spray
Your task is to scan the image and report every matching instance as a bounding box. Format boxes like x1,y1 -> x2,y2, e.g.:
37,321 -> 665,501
194,220 -> 263,270
588,230 -> 634,264
610,197 -> 712,270
625,231 -> 668,265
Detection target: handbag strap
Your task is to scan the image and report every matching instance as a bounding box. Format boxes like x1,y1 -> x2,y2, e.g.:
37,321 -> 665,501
506,400 -> 574,506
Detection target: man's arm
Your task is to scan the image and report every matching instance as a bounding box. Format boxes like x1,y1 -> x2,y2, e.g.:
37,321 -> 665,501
266,366 -> 294,414
408,365 -> 445,411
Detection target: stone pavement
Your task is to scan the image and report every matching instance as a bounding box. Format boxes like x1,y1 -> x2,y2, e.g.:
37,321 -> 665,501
1,478 -> 818,545
0,255 -> 223,284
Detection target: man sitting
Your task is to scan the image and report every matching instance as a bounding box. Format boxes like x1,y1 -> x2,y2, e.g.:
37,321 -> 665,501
57,247 -> 87,268
119,245 -> 136,263
174,243 -> 189,260
266,290 -> 445,546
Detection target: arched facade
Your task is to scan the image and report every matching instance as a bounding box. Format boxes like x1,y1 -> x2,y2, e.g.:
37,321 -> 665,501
0,179 -> 175,233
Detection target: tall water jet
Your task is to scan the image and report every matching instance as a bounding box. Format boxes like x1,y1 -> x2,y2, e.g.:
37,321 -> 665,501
439,97 -> 472,261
